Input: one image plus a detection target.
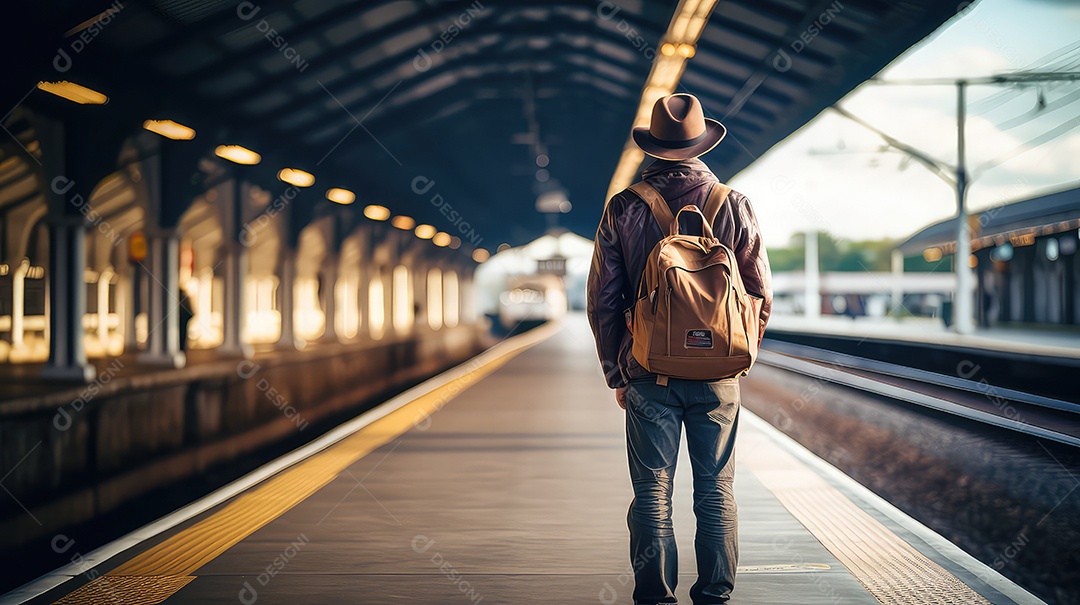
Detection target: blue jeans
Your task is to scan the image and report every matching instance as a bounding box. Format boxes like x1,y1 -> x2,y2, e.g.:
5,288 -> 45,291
624,377 -> 740,605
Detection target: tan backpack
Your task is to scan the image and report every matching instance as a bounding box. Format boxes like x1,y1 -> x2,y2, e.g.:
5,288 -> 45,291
627,181 -> 761,381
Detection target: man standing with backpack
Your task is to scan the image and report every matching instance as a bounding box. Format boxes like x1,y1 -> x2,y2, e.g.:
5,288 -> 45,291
587,93 -> 772,605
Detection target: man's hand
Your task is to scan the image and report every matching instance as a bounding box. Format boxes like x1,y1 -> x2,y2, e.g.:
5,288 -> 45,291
615,387 -> 628,409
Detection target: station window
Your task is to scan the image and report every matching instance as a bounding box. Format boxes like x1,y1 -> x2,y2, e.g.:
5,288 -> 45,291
368,272 -> 386,340
336,272 -> 360,340
294,275 -> 324,341
427,269 -> 442,330
392,265 -> 413,333
444,271 -> 459,328
84,268 -> 123,358
187,268 -> 224,348
337,241 -> 362,341
4,258 -> 49,363
245,276 -> 280,343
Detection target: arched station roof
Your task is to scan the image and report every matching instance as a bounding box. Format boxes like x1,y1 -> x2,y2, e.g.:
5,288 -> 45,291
6,0 -> 965,246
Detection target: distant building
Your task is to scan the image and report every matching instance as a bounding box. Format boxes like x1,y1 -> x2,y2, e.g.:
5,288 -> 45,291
897,185 -> 1080,326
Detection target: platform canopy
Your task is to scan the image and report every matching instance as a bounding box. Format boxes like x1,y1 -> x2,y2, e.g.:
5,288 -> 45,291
898,185 -> 1080,256
9,0 -> 967,246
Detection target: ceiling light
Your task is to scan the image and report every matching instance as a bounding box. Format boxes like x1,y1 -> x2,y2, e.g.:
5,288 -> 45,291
326,188 -> 355,205
143,119 -> 195,140
278,168 -> 315,187
449,236 -> 462,250
215,145 -> 261,165
364,205 -> 391,221
37,81 -> 107,105
391,215 -> 415,230
472,249 -> 490,263
432,232 -> 452,247
414,224 -> 436,239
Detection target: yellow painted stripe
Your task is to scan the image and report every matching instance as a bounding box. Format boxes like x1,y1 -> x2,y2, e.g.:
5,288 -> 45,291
52,324 -> 557,603
742,428 -> 992,604
52,576 -> 195,605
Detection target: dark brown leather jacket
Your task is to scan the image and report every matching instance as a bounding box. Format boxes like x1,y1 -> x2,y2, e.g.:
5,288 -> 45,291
587,158 -> 773,389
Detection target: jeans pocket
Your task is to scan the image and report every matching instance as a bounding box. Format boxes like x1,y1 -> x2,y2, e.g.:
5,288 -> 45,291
627,380 -> 669,421
704,379 -> 740,425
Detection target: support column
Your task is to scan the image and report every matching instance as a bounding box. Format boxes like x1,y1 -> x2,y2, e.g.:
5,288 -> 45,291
891,249 -> 904,317
414,258 -> 428,332
462,268 -> 477,325
319,254 -> 338,343
383,265 -> 395,340
42,216 -> 96,382
138,231 -> 184,367
278,249 -> 297,349
357,236 -> 372,341
121,267 -> 138,350
953,81 -> 974,334
220,242 -> 249,356
804,230 -> 820,320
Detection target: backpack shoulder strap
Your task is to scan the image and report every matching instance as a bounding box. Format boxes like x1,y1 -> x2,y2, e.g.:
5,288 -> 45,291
703,182 -> 732,227
628,181 -> 675,234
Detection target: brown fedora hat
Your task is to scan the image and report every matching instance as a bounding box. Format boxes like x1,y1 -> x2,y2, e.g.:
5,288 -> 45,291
632,93 -> 726,160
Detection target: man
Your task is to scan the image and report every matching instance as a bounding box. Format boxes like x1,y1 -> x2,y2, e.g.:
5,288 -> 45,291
587,93 -> 772,605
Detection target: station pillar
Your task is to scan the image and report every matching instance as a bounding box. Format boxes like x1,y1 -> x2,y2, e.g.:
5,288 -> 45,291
220,242 -> 249,357
137,230 -> 185,367
42,215 -> 96,382
891,249 -> 904,316
804,230 -> 820,320
278,249 -> 297,349
320,253 -> 338,343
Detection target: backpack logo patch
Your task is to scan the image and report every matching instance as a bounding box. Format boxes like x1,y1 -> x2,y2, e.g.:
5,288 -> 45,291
685,329 -> 713,349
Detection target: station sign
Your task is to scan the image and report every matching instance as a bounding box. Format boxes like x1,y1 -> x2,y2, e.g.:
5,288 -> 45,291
129,231 -> 148,262
537,257 -> 566,276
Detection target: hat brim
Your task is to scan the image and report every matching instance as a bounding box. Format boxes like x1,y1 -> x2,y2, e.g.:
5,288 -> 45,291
632,118 -> 726,161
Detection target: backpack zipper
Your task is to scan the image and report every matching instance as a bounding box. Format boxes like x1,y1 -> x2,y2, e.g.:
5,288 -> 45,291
727,285 -> 735,356
665,286 -> 672,356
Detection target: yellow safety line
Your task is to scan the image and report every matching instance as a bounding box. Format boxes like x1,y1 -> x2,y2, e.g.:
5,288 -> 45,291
741,427 -> 992,605
51,324 -> 558,604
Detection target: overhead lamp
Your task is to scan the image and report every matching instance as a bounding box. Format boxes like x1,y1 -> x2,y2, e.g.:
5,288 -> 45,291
660,43 -> 676,57
37,80 -> 107,105
391,215 -> 415,230
143,119 -> 195,140
325,188 -> 355,205
923,248 -> 943,263
278,167 -> 315,187
432,232 -> 451,247
677,44 -> 696,58
215,145 -> 261,165
472,248 -> 490,263
414,224 -> 437,239
364,205 -> 391,221
449,236 -> 462,250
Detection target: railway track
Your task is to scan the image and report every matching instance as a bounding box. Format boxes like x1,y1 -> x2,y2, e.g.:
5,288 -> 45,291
759,339 -> 1080,448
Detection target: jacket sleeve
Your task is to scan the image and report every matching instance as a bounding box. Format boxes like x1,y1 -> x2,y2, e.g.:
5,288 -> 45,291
587,197 -> 631,389
733,193 -> 773,340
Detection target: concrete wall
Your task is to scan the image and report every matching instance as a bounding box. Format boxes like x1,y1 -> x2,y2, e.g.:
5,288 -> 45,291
0,326 -> 482,551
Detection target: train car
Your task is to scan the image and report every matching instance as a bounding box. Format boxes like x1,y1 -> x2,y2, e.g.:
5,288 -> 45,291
498,274 -> 568,329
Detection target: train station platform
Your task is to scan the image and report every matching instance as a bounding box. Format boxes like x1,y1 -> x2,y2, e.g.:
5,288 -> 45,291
9,315 -> 1043,605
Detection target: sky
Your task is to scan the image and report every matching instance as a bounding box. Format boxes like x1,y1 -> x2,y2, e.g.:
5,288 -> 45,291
727,0 -> 1080,248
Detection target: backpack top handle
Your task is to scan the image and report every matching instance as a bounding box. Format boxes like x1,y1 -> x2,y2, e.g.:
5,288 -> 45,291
672,205 -> 716,239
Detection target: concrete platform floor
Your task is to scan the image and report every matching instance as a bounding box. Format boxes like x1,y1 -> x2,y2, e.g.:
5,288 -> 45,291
21,315 -> 1042,605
